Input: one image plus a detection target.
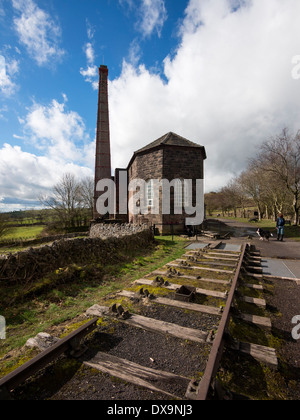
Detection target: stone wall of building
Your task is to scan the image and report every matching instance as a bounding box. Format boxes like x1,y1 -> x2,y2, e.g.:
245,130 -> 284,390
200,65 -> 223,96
0,226 -> 153,284
127,145 -> 204,234
128,148 -> 164,227
161,146 -> 204,230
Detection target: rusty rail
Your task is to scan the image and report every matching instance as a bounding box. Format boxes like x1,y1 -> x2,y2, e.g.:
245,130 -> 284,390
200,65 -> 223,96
196,243 -> 247,400
0,317 -> 98,398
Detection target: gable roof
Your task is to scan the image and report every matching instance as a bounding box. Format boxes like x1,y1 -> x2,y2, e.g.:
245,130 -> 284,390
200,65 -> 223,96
128,132 -> 206,168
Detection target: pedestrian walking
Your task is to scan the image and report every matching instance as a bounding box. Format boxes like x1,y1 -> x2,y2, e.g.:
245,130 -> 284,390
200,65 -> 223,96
276,213 -> 285,242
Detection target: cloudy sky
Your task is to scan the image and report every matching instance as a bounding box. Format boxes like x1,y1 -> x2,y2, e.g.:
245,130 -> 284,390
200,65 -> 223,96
1,0 -> 300,211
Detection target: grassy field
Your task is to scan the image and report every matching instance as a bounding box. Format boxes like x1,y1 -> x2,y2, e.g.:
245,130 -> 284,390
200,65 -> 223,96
2,225 -> 45,241
0,235 -> 188,375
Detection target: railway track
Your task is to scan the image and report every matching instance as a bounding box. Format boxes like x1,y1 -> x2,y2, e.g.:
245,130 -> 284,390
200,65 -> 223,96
0,241 -> 278,401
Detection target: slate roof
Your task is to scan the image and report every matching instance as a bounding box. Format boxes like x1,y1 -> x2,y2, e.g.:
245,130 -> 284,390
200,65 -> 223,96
135,132 -> 206,155
127,132 -> 207,169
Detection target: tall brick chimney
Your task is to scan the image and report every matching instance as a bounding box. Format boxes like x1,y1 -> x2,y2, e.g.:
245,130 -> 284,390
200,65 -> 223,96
93,65 -> 112,220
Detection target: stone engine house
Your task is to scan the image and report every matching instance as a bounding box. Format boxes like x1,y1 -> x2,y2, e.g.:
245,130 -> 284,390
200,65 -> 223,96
126,132 -> 206,234
93,65 -> 207,235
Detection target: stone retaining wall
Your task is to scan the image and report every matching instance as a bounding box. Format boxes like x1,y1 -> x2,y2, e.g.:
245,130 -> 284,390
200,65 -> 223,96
0,226 -> 153,284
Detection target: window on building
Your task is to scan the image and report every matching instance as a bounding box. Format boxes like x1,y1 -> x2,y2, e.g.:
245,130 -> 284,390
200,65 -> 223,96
183,180 -> 192,207
146,179 -> 154,207
174,179 -> 192,210
174,179 -> 183,208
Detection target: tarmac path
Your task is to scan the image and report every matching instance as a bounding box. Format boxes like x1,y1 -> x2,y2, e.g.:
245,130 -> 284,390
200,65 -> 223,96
210,218 -> 300,279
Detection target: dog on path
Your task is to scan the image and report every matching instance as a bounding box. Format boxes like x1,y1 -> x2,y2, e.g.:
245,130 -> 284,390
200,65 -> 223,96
256,228 -> 274,241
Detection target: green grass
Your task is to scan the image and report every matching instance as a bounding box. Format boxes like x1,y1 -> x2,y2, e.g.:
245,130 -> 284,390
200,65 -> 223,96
0,235 -> 188,375
1,225 -> 45,241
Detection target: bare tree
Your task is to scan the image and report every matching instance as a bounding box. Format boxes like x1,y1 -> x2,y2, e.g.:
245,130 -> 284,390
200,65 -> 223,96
239,166 -> 267,221
205,192 -> 222,216
205,128 -> 300,223
222,178 -> 249,218
78,176 -> 94,220
258,128 -> 300,224
39,173 -> 83,230
213,187 -> 235,217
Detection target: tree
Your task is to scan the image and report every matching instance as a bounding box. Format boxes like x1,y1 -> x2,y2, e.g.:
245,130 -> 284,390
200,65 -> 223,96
39,173 -> 82,230
78,176 -> 94,220
258,128 -> 300,224
239,166 -> 267,221
205,192 -> 221,216
222,178 -> 248,218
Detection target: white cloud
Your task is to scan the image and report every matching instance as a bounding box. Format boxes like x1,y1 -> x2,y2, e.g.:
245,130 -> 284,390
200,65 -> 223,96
80,65 -> 97,80
0,96 -> 94,210
138,0 -> 168,38
80,37 -> 98,90
12,0 -> 64,66
85,42 -> 95,65
119,0 -> 167,38
109,0 -> 300,192
119,0 -> 134,11
20,97 -> 90,163
13,134 -> 24,140
0,55 -> 19,96
86,19 -> 96,40
0,143 -> 92,211
128,39 -> 142,66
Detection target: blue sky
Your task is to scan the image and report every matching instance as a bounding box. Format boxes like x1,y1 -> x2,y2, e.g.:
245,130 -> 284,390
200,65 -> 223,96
1,0 -> 300,211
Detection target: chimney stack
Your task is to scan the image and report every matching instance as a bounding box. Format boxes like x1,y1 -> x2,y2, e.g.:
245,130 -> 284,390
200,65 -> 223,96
93,65 -> 112,219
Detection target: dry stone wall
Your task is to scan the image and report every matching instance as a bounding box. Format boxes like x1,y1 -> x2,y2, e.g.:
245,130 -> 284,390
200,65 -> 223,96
0,224 -> 153,284
89,223 -> 149,239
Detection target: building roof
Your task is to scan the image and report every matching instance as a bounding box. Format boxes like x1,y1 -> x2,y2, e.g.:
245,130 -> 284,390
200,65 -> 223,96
136,132 -> 205,153
128,132 -> 206,168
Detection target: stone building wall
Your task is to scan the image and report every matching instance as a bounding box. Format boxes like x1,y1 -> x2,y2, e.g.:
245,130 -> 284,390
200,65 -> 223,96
127,145 -> 205,234
161,146 -> 204,233
128,148 -> 164,226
